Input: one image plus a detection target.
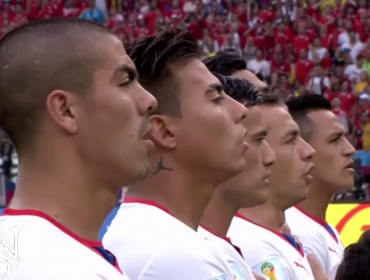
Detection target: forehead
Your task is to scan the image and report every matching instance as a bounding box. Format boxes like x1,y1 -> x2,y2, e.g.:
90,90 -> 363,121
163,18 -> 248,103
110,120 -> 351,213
94,36 -> 135,74
260,105 -> 298,137
232,70 -> 267,92
173,58 -> 220,92
307,110 -> 345,138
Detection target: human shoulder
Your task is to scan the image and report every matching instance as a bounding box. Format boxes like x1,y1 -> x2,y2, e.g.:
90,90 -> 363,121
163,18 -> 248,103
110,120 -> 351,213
137,244 -> 233,280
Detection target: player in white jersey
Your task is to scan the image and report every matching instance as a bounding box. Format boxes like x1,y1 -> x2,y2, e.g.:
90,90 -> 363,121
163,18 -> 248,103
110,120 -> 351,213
104,29 -> 249,280
199,75 -> 275,280
0,18 -> 157,280
285,95 -> 355,279
227,94 -> 317,280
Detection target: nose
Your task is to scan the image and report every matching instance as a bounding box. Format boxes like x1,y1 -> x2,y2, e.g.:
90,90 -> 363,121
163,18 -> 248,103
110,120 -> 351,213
228,95 -> 248,123
137,85 -> 158,115
343,137 -> 355,157
300,137 -> 316,161
262,142 -> 276,167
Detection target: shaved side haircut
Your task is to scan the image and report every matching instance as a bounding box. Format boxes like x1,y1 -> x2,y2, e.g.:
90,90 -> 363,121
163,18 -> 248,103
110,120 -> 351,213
215,75 -> 261,107
125,28 -> 203,116
0,18 -> 117,152
286,95 -> 331,142
203,52 -> 247,76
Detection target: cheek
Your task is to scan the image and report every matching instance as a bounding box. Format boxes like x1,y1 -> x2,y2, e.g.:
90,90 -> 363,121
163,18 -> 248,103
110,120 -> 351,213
244,147 -> 262,169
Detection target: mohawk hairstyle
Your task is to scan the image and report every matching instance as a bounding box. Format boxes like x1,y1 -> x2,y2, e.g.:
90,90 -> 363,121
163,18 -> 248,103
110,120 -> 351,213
125,28 -> 204,115
335,230 -> 370,280
286,95 -> 331,142
0,18 -> 115,153
215,74 -> 261,107
203,52 -> 247,76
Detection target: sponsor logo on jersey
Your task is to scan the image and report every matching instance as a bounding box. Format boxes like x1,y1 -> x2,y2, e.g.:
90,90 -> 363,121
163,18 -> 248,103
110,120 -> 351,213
293,261 -> 307,272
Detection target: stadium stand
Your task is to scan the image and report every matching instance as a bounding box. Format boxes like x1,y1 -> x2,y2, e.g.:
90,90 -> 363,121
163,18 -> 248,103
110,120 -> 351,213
0,0 -> 369,203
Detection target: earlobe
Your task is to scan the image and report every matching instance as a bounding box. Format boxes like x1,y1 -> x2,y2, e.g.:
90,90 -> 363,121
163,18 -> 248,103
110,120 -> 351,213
46,90 -> 78,134
149,115 -> 177,149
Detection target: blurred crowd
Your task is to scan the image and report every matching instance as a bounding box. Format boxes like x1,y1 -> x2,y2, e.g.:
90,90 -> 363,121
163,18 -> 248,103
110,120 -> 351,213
1,0 -> 370,202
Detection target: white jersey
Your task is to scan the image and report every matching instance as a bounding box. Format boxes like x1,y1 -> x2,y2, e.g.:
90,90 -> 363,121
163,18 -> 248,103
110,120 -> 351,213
285,206 -> 344,279
228,214 -> 315,280
103,198 -> 235,280
198,226 -> 256,280
0,208 -> 129,280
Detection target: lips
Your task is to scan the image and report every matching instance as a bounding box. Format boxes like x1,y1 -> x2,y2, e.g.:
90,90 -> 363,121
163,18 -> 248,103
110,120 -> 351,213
263,171 -> 271,180
303,163 -> 314,176
344,160 -> 354,169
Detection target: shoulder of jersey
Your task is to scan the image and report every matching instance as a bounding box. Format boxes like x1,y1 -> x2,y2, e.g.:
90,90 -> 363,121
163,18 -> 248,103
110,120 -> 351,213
0,215 -> 126,280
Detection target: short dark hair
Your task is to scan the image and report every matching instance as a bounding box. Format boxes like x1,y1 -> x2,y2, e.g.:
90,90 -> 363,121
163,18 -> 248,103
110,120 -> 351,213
215,75 -> 261,106
335,230 -> 370,280
125,28 -> 203,116
286,95 -> 331,142
0,18 -> 116,152
203,52 -> 247,76
259,93 -> 283,105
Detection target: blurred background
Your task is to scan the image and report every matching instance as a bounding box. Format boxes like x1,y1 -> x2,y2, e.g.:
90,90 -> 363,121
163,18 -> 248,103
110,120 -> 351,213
1,0 -> 370,205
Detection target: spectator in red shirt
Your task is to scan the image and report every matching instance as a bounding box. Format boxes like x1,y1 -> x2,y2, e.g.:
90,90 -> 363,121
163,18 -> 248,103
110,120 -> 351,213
293,24 -> 310,55
295,49 -> 313,85
338,80 -> 357,116
271,51 -> 291,77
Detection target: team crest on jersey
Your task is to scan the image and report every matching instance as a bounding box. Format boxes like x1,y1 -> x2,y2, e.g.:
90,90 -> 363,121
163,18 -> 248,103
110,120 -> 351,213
204,273 -> 228,280
231,264 -> 246,280
252,257 -> 289,280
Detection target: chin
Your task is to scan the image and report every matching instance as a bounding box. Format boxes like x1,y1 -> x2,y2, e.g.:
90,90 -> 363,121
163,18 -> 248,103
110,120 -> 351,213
335,180 -> 355,192
123,160 -> 151,185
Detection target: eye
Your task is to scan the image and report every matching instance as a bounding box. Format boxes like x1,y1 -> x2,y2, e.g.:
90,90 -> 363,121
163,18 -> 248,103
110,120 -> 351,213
286,137 -> 297,145
256,137 -> 264,146
330,136 -> 340,143
212,96 -> 225,104
119,81 -> 131,88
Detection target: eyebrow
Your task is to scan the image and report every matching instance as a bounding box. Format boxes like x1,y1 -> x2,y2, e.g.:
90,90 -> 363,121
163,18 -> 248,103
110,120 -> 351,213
111,64 -> 138,83
252,128 -> 268,138
283,128 -> 299,139
205,83 -> 223,94
328,130 -> 345,140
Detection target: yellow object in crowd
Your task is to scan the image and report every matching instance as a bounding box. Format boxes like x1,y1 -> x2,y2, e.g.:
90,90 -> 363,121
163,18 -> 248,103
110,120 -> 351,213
326,203 -> 370,247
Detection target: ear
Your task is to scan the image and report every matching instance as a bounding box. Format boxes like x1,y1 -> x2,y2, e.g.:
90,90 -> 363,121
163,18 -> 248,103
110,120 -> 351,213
149,115 -> 177,149
46,90 -> 78,134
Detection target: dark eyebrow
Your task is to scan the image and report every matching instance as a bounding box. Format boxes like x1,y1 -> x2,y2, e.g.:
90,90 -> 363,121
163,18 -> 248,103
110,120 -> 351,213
253,128 -> 268,138
329,130 -> 345,140
283,128 -> 299,139
206,83 -> 223,94
111,64 -> 138,83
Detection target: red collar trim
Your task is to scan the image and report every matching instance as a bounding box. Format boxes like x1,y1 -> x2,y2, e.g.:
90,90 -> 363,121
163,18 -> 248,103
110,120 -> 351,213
201,225 -> 244,258
294,206 -> 338,243
2,208 -> 122,273
235,213 -> 304,257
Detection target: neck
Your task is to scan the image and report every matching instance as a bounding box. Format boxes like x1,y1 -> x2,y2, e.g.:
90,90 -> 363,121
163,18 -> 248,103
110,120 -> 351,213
130,160 -> 216,230
239,200 -> 285,231
297,181 -> 332,220
11,144 -> 117,240
201,190 -> 237,236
